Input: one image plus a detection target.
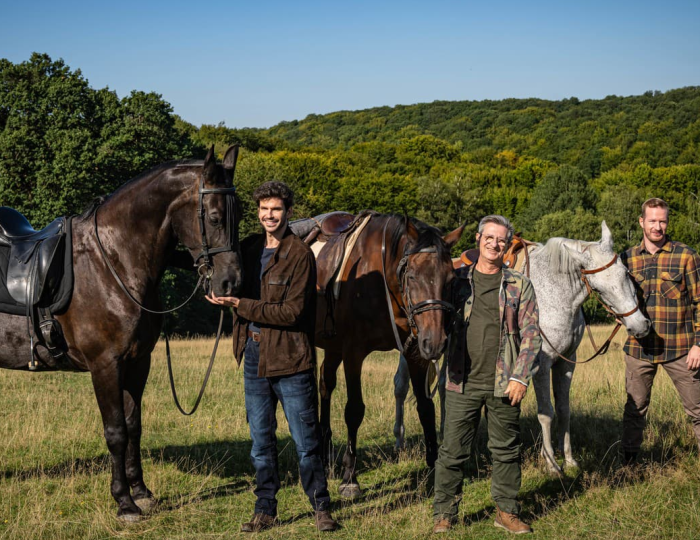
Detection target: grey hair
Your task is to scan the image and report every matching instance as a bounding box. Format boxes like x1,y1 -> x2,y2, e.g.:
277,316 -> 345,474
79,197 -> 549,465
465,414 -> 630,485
477,215 -> 514,244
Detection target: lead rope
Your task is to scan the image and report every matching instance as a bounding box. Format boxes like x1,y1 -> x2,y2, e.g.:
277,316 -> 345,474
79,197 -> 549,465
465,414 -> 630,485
380,218 -> 407,354
165,309 -> 225,415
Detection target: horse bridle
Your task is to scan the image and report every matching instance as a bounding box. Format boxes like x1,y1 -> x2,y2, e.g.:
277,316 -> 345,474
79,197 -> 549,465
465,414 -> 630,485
380,218 -> 454,354
536,251 -> 641,365
580,253 -> 640,319
194,174 -> 239,279
94,170 -> 239,315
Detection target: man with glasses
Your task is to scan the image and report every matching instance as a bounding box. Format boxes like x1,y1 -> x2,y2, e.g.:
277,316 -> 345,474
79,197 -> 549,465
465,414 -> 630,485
433,215 -> 541,534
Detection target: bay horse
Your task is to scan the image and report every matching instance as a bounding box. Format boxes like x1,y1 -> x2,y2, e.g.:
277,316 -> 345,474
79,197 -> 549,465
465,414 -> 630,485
314,212 -> 464,498
393,222 -> 651,474
0,146 -> 242,520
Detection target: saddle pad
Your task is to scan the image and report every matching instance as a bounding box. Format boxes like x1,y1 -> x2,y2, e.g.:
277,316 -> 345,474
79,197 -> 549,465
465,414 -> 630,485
311,239 -> 326,259
332,214 -> 371,299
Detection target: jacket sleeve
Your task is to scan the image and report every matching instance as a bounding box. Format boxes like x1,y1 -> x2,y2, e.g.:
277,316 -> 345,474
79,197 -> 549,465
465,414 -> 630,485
513,278 -> 542,385
236,251 -> 316,327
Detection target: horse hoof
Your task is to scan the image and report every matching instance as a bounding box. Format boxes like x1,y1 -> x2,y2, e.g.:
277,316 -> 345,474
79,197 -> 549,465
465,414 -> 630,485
547,465 -> 564,477
338,483 -> 363,500
116,511 -> 142,524
134,496 -> 158,514
565,459 -> 581,470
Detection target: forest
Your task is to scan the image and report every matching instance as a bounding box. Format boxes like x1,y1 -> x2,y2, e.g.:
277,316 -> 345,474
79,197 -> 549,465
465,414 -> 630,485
2,53 -> 699,331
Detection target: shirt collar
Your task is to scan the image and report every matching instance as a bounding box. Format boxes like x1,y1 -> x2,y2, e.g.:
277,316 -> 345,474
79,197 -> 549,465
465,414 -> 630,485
639,237 -> 673,254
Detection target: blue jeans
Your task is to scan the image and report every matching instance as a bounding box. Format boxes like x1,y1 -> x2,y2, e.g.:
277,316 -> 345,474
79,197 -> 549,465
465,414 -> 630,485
243,338 -> 330,517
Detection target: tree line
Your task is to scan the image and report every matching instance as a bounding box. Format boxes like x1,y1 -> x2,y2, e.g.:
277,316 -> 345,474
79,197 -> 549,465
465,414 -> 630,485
2,54 -> 699,332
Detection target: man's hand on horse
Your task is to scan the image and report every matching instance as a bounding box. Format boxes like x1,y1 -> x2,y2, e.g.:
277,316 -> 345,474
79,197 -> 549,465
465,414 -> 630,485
686,345 -> 700,370
504,380 -> 527,406
206,291 -> 240,308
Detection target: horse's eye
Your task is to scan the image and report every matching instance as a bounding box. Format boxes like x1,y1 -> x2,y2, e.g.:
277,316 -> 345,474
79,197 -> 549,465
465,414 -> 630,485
208,214 -> 222,226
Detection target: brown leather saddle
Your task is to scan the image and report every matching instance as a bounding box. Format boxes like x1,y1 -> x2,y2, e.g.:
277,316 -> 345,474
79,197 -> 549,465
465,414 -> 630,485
454,236 -> 532,273
290,211 -> 366,294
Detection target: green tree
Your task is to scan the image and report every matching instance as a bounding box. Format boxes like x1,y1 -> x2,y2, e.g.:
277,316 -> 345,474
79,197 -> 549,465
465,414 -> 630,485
519,165 -> 597,234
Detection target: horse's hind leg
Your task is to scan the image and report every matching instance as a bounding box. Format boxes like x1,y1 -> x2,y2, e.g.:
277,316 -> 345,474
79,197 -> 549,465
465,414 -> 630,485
406,353 -> 437,467
90,358 -> 142,521
124,355 -> 156,512
393,355 -> 410,450
532,356 -> 562,475
339,352 -> 366,499
552,356 -> 579,469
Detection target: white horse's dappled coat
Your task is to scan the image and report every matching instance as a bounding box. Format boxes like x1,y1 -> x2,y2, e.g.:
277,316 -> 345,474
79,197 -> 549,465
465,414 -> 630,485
393,222 -> 651,474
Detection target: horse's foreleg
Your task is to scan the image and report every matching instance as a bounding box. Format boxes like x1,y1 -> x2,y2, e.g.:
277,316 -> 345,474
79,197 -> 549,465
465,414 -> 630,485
393,355 -> 410,450
339,357 -> 365,499
552,357 -> 579,469
91,359 -> 142,521
533,358 -> 562,475
406,354 -> 437,467
320,350 -> 342,472
123,355 -> 156,512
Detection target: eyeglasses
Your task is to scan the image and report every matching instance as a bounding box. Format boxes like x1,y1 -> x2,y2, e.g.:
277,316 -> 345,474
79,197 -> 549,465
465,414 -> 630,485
481,235 -> 508,248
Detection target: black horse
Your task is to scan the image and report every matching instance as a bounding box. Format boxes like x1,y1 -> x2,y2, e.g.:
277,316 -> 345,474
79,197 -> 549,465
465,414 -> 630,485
0,146 -> 242,521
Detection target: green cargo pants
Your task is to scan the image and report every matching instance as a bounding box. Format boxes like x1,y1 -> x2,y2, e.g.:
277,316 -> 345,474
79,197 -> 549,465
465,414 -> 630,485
433,387 -> 522,519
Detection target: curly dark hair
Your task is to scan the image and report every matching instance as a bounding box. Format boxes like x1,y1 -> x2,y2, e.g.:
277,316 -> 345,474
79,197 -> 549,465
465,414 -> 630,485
252,181 -> 294,210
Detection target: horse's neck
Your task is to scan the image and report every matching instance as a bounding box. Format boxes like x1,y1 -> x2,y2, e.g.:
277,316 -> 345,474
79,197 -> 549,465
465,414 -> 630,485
529,244 -> 589,310
88,171 -> 186,282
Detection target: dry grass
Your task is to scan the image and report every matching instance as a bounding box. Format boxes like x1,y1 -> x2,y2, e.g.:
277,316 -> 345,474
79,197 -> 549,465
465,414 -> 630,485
1,326 -> 699,539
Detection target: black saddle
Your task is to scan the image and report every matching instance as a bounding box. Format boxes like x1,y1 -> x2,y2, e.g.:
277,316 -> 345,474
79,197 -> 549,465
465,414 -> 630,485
0,207 -> 68,306
0,207 -> 74,369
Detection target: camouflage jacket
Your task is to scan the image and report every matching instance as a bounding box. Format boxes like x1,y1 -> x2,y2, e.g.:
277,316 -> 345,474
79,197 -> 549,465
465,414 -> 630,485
445,265 -> 542,397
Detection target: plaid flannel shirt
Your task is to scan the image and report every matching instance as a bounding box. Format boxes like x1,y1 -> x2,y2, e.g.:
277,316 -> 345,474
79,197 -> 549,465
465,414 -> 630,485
621,238 -> 700,363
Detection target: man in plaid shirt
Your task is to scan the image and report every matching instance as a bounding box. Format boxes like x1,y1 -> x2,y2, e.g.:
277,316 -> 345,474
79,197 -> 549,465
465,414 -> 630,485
621,197 -> 700,463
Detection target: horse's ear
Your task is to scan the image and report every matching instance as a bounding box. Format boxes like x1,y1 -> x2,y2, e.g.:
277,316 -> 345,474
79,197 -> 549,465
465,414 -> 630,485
223,144 -> 239,171
443,221 -> 467,248
222,144 -> 240,186
203,145 -> 217,180
562,244 -> 589,268
600,220 -> 614,251
403,211 -> 416,235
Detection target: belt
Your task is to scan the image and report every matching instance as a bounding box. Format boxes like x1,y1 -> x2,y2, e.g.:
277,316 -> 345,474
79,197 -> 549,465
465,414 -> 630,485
247,330 -> 261,343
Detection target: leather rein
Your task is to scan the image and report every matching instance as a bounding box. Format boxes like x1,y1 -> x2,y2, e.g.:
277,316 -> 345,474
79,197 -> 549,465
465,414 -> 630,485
528,249 -> 640,365
93,168 -> 239,415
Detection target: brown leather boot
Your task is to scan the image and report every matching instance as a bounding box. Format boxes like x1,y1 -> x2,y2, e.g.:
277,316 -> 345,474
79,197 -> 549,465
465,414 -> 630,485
494,508 -> 532,534
433,517 -> 453,533
315,510 -> 340,532
240,513 -> 277,533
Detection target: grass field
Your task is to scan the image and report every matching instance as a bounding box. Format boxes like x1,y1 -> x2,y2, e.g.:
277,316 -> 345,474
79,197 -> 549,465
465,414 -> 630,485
1,326 -> 700,539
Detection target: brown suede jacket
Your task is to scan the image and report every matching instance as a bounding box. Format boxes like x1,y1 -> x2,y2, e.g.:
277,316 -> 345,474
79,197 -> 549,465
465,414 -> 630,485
232,226 -> 317,377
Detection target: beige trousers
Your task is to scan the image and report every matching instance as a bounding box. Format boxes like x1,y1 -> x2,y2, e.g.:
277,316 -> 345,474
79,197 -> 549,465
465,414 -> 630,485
623,354 -> 700,452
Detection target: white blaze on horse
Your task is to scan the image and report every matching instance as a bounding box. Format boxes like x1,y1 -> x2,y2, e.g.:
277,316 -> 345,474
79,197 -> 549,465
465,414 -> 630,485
394,222 -> 651,475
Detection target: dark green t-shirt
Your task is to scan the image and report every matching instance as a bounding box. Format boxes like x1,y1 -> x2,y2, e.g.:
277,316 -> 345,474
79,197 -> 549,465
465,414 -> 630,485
465,269 -> 502,390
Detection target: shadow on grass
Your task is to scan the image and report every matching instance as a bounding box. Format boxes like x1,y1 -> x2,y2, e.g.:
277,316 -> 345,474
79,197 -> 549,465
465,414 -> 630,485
2,411 -> 694,522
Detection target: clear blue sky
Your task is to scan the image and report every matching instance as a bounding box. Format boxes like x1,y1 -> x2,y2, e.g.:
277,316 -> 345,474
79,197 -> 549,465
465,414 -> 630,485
2,0 -> 699,129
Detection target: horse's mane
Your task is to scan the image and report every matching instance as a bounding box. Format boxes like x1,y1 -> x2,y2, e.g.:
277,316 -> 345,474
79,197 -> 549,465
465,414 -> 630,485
79,160 -> 199,219
535,237 -> 598,287
381,212 -> 450,260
